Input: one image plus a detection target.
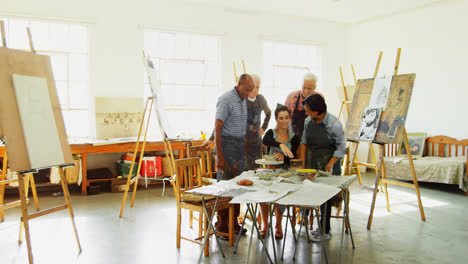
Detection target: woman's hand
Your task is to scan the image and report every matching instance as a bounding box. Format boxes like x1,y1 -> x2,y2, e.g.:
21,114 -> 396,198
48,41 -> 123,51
274,152 -> 285,161
279,144 -> 294,158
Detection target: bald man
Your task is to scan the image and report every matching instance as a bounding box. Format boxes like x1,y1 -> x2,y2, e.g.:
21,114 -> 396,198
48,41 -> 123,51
214,73 -> 255,236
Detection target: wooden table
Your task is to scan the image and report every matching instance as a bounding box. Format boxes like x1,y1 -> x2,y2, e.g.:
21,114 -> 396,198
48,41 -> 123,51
1,140 -> 189,195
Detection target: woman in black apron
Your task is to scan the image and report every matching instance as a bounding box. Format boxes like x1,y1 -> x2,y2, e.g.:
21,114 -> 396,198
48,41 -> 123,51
301,94 -> 345,242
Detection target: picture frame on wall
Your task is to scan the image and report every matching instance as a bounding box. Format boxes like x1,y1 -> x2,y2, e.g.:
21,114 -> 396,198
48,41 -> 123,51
397,132 -> 427,158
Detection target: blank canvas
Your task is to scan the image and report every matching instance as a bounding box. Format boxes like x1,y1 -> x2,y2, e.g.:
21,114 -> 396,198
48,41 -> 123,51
12,74 -> 65,168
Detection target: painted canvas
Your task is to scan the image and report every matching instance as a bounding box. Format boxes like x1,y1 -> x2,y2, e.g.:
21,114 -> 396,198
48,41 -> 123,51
346,74 -> 416,144
374,74 -> 416,144
345,78 -> 374,141
397,132 -> 426,158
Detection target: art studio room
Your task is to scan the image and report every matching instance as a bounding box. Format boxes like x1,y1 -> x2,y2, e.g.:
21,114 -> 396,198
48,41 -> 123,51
1,0 -> 468,263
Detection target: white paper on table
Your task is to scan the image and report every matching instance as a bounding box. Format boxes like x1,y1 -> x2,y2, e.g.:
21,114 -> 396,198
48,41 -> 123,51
312,175 -> 357,189
266,182 -> 303,193
230,189 -> 289,204
369,76 -> 392,110
276,181 -> 341,207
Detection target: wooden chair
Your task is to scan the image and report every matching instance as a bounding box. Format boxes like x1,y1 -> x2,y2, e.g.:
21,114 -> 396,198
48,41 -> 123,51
186,143 -> 214,179
173,157 -> 234,256
186,144 -> 215,230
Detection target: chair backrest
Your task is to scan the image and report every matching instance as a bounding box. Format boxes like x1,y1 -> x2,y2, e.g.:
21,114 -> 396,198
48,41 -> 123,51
173,157 -> 203,204
426,136 -> 466,157
187,143 -> 213,179
384,144 -> 399,157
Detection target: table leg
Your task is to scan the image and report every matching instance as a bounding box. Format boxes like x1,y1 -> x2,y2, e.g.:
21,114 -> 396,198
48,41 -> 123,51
81,154 -> 87,195
344,189 -> 355,249
245,203 -> 273,264
281,206 -> 296,261
321,204 -> 328,264
234,203 -> 250,254
268,204 -> 277,263
293,208 -> 307,261
199,196 -> 225,261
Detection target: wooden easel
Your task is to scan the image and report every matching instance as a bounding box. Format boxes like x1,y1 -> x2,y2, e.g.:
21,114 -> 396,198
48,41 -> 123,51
0,22 -> 81,263
340,57 -> 382,190
347,49 -> 425,230
232,59 -> 246,83
0,25 -> 40,222
119,54 -> 177,218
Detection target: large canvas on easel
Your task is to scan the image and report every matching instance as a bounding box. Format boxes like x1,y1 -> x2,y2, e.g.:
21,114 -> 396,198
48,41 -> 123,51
345,78 -> 374,141
345,74 -> 415,144
374,74 -> 415,144
0,47 -> 73,171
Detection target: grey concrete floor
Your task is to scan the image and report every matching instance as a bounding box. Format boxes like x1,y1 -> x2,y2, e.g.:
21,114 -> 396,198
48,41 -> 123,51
1,173 -> 468,264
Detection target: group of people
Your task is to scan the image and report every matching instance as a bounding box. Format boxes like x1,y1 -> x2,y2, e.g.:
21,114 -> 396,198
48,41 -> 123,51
202,72 -> 346,242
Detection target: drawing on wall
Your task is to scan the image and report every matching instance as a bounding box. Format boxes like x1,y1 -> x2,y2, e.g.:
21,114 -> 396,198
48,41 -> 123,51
12,74 -> 65,168
369,76 -> 392,109
357,107 -> 382,141
95,97 -> 143,140
143,55 -> 174,139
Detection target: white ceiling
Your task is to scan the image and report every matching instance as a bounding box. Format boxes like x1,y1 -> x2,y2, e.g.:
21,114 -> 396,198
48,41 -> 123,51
183,0 -> 447,23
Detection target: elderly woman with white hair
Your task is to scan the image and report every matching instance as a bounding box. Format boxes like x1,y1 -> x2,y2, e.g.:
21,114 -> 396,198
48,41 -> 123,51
284,72 -> 324,139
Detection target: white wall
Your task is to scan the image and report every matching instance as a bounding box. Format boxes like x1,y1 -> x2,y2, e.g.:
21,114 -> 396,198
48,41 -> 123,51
345,0 -> 468,140
2,0 -> 347,125
1,0 -> 347,170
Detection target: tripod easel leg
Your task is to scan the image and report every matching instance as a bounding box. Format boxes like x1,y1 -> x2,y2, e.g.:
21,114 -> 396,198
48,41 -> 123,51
29,174 -> 40,211
402,128 -> 426,221
367,144 -> 385,230
17,172 -> 34,264
58,167 -> 82,253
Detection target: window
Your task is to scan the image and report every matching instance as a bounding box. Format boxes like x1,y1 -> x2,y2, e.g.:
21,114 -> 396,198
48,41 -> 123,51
262,41 -> 322,127
144,30 -> 221,138
0,17 -> 90,138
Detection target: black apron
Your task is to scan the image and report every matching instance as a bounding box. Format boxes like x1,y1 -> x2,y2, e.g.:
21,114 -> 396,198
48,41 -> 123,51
305,121 -> 336,171
244,98 -> 263,170
291,93 -> 307,139
217,135 -> 245,181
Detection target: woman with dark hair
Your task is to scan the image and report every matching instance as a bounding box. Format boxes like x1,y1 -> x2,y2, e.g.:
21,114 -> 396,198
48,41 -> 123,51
299,94 -> 346,241
259,104 -> 300,239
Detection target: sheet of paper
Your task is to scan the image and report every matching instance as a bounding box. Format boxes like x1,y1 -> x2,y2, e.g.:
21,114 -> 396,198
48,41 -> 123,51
312,175 -> 357,189
276,182 -> 340,207
369,76 -> 392,109
229,189 -> 289,204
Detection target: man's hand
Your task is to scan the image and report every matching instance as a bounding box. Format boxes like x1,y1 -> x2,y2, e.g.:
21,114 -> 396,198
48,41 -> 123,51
325,157 -> 339,173
259,128 -> 265,136
279,144 -> 294,158
201,140 -> 213,150
274,152 -> 285,161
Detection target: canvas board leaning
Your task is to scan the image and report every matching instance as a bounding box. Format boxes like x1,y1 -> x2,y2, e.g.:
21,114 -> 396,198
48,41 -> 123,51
0,47 -> 73,172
